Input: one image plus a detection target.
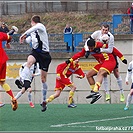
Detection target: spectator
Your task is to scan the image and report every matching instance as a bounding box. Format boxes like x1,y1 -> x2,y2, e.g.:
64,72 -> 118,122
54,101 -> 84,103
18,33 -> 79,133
0,22 -> 9,33
127,3 -> 133,33
63,24 -> 73,52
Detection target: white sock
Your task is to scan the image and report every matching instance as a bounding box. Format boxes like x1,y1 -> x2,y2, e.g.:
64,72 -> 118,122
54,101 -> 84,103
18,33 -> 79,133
103,77 -> 109,94
28,92 -> 32,102
116,76 -> 124,94
126,94 -> 132,107
14,91 -> 23,100
42,82 -> 48,102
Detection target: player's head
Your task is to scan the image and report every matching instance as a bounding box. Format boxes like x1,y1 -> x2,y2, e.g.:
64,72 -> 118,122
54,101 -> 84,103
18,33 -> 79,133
101,24 -> 109,34
86,39 -> 95,51
31,15 -> 41,26
99,34 -> 110,44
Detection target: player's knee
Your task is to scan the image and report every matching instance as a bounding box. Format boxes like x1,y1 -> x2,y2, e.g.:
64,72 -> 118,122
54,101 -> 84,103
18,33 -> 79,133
86,73 -> 92,78
0,81 -> 5,86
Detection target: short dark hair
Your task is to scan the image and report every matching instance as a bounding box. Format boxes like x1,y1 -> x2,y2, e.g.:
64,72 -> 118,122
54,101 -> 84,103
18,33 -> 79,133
31,15 -> 41,23
87,39 -> 95,47
102,24 -> 109,30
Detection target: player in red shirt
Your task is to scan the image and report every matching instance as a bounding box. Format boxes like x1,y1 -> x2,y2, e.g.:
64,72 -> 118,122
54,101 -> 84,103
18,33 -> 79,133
41,58 -> 85,111
94,34 -> 126,102
0,32 -> 18,111
66,39 -> 117,104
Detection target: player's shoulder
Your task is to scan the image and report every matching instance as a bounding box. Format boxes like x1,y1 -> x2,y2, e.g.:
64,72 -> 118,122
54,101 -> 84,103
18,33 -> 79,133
108,32 -> 114,38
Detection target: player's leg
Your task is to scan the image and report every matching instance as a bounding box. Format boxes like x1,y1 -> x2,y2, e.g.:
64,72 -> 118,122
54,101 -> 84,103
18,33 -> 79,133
0,62 -> 18,111
46,89 -> 61,103
28,87 -> 34,108
12,80 -> 30,110
41,89 -> 62,112
40,70 -> 49,112
39,52 -> 52,112
124,84 -> 133,110
67,83 -> 77,108
86,68 -> 98,99
21,55 -> 36,81
1,82 -> 14,99
103,76 -> 111,101
113,68 -> 125,102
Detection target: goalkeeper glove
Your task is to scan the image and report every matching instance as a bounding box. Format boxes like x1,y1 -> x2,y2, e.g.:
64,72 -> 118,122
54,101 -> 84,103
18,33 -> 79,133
85,51 -> 90,58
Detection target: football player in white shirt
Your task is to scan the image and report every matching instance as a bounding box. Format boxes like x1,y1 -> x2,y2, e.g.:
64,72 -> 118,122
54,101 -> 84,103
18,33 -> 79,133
14,15 -> 52,112
124,60 -> 133,110
84,24 -> 114,54
15,62 -> 40,108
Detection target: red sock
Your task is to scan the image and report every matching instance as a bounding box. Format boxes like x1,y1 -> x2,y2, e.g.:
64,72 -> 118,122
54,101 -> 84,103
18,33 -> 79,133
6,90 -> 14,99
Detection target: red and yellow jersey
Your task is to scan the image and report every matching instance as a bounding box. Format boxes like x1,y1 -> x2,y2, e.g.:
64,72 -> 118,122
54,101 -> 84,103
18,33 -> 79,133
0,32 -> 11,64
96,42 -> 125,61
72,45 -> 115,64
56,61 -> 85,78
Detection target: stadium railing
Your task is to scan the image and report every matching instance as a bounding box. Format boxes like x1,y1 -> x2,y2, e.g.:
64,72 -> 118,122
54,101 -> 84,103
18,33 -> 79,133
4,14 -> 133,54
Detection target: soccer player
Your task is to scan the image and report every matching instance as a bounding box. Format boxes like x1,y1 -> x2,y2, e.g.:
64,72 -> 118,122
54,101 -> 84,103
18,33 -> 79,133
41,58 -> 85,112
84,25 -> 125,102
97,34 -> 126,102
14,62 -> 40,108
15,15 -> 52,111
84,24 -> 114,54
0,32 -> 18,111
66,39 -> 116,104
124,60 -> 133,110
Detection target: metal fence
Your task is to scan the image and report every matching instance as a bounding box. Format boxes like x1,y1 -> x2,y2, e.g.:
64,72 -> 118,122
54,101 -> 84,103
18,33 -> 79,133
4,14 -> 133,54
5,33 -> 91,54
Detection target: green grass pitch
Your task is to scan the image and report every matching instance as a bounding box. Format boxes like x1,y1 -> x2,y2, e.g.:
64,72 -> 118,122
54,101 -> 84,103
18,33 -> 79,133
0,104 -> 133,132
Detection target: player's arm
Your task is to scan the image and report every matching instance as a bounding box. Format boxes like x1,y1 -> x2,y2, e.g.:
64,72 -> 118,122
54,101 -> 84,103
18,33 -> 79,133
125,62 -> 132,84
5,34 -> 12,48
66,48 -> 86,64
100,34 -> 114,53
112,47 -> 127,64
75,66 -> 85,79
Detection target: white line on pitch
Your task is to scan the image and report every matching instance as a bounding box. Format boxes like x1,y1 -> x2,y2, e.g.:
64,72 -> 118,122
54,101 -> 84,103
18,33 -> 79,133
51,116 -> 133,127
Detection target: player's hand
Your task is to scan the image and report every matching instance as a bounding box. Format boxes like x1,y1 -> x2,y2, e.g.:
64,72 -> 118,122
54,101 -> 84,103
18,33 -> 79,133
85,51 -> 90,58
19,34 -> 26,44
76,75 -> 83,79
93,48 -> 100,53
122,59 -> 127,64
5,43 -> 11,49
56,74 -> 61,80
65,58 -> 73,64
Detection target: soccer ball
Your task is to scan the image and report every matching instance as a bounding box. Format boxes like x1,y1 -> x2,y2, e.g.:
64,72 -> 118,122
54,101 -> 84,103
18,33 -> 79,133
99,34 -> 109,44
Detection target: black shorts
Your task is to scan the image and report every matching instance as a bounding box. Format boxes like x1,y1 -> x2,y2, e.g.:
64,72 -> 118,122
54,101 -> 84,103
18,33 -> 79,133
131,83 -> 133,89
30,49 -> 52,72
23,80 -> 31,90
114,55 -> 119,69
